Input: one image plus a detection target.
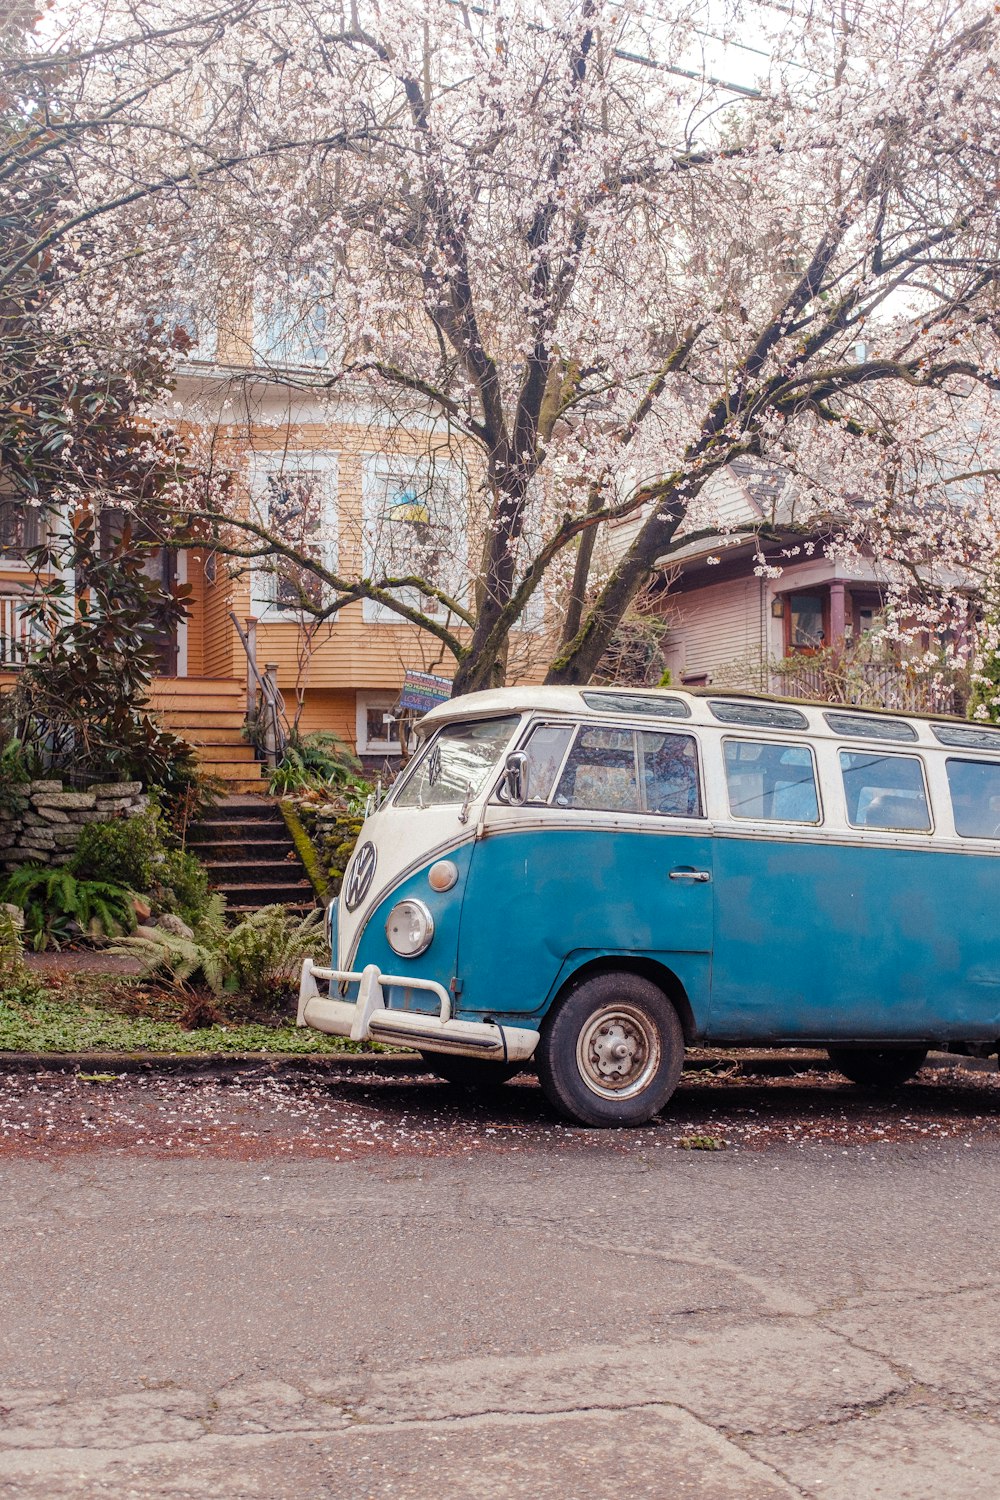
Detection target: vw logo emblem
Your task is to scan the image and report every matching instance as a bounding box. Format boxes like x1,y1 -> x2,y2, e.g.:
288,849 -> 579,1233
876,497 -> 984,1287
344,841 -> 377,911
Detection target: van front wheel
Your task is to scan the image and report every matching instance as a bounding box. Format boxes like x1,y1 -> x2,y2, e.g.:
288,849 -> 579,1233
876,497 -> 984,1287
537,973 -> 684,1128
827,1046 -> 928,1087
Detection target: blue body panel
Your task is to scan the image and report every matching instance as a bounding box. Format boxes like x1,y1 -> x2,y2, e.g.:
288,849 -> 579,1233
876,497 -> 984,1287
456,825 -> 713,1024
709,835 -> 1000,1041
346,841 -> 474,1014
342,822 -> 1000,1044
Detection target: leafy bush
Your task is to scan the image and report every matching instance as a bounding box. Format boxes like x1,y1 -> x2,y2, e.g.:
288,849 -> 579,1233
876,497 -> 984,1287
113,900 -> 324,1011
111,890 -> 227,999
114,926 -> 227,999
0,903 -> 29,987
70,808 -> 159,891
224,905 -> 327,1007
153,847 -> 211,928
268,731 -> 364,796
0,738 -> 37,817
0,867 -> 136,950
69,805 -> 213,928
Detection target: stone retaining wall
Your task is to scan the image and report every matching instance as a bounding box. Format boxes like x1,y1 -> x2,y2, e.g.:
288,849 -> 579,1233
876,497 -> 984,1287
0,782 -> 147,870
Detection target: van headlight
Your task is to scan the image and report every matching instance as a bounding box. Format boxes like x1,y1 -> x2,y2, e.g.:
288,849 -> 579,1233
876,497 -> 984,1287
385,899 -> 434,957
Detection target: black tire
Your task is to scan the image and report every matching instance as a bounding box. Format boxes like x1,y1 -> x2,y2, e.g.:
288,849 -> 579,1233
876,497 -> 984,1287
827,1046 -> 928,1087
536,971 -> 684,1128
420,1052 -> 525,1089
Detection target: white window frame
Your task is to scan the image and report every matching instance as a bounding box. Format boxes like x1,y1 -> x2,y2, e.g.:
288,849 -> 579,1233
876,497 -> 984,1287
248,452 -> 339,620
356,691 -> 402,756
0,500 -> 46,573
253,272 -> 329,371
361,454 -> 467,624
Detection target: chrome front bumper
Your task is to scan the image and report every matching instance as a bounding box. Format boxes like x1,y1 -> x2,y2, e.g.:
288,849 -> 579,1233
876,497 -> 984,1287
297,959 -> 539,1062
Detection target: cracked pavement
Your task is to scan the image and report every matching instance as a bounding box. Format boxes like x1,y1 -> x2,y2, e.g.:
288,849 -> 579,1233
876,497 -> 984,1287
2,1074 -> 1000,1496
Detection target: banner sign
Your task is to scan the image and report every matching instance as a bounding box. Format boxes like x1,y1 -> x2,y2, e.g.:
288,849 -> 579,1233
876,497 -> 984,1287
397,670 -> 453,714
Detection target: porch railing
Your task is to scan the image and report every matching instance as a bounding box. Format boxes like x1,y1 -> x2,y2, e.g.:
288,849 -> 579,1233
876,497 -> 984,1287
772,657 -> 966,717
229,611 -> 288,765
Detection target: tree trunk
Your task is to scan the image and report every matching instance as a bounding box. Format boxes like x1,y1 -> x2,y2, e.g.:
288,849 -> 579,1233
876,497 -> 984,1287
545,499 -> 685,685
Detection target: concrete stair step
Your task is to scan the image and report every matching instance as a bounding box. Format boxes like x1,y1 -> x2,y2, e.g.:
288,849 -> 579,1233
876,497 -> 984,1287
202,859 -> 308,885
215,881 -> 316,906
187,836 -> 290,859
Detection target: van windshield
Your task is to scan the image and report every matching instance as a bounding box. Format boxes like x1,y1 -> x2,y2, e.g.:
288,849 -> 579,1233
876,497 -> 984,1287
395,716 -> 520,808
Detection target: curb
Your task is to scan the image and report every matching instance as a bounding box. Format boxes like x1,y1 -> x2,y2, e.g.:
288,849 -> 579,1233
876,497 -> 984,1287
0,1049 -> 993,1080
0,1050 -> 425,1080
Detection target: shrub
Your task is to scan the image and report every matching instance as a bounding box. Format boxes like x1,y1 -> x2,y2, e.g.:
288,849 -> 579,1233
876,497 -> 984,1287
112,899 -> 323,1012
0,738 -> 36,817
224,905 -> 327,1007
0,867 -> 136,951
0,903 -> 29,987
153,847 -> 211,928
111,891 -> 228,1000
114,926 -> 226,997
70,809 -> 159,891
268,731 -> 364,796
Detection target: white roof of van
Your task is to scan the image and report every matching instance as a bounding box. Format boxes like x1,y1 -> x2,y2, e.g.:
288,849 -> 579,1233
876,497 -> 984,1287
417,685 -> 1000,752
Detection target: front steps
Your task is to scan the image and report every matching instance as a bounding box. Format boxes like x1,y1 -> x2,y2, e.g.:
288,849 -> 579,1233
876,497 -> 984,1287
187,796 -> 318,915
149,677 -> 266,795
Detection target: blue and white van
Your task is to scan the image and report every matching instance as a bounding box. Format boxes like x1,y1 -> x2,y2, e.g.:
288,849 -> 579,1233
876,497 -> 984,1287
298,686 -> 1000,1126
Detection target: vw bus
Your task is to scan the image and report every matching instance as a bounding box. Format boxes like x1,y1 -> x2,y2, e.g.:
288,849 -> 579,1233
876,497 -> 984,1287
298,686 -> 1000,1127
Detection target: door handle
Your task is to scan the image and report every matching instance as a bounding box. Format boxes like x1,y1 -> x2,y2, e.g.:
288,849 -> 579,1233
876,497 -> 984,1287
669,867 -> 712,883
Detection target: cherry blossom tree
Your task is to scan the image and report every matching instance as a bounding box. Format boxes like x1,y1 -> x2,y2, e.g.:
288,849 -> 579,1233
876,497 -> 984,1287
22,0 -> 1000,691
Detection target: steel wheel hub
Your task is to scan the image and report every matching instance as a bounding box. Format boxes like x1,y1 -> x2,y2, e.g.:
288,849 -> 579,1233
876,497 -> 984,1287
576,1004 -> 661,1100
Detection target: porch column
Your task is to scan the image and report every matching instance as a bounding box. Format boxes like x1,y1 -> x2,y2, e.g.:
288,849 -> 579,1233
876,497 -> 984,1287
829,581 -> 846,649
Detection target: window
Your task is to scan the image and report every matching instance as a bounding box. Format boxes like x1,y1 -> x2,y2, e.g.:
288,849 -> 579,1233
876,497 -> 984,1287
546,725 -> 704,817
254,271 -> 328,368
356,693 -> 400,757
932,723 -> 1000,752
361,456 -> 466,623
554,726 -> 639,813
581,691 -> 691,719
945,759 -> 1000,839
248,454 -> 338,617
0,501 -> 42,562
785,591 -> 826,653
824,711 -> 917,743
396,717 -> 519,808
711,700 -> 809,731
724,740 -> 820,823
513,722 -> 575,803
840,751 -> 931,832
640,732 -> 702,817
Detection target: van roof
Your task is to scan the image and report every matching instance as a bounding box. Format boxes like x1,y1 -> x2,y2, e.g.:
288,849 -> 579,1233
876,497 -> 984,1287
417,685 -> 1000,751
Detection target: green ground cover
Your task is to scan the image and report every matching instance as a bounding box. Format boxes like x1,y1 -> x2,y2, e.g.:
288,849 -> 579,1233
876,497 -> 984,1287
0,977 -> 375,1055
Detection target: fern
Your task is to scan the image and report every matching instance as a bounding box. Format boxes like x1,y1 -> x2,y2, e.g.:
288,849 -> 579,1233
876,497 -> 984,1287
0,866 -> 136,950
224,905 -> 326,1005
111,928 -> 226,996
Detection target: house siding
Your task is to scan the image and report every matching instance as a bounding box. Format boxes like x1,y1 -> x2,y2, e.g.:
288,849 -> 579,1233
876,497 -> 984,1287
667,575 -> 768,684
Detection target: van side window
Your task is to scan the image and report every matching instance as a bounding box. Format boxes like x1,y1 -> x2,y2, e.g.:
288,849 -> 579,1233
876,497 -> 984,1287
945,758 -> 1000,839
840,751 -> 931,831
640,731 -> 702,816
554,726 -> 640,813
516,722 -> 575,803
723,739 -> 820,823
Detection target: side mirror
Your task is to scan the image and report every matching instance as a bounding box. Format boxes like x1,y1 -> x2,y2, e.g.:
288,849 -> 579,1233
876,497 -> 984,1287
503,751 -> 529,806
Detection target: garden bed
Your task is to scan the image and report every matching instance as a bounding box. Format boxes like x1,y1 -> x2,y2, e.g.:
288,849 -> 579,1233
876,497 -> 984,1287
0,974 -> 376,1056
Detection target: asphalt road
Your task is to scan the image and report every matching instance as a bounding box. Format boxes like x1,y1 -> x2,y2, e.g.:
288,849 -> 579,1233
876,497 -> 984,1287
2,1067 -> 1000,1498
